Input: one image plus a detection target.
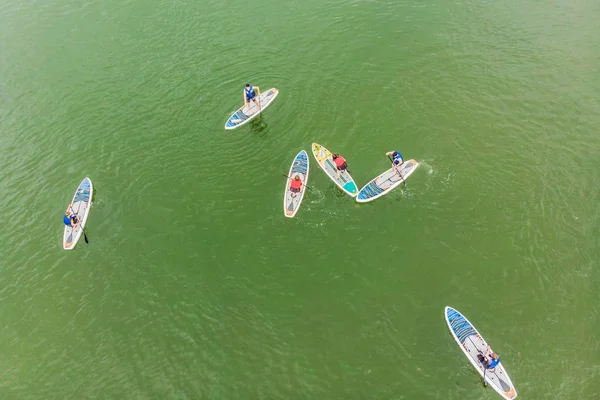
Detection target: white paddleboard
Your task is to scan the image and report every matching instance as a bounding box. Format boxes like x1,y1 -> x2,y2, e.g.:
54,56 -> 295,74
224,88 -> 279,130
311,143 -> 358,197
63,177 -> 93,250
355,159 -> 419,203
445,307 -> 517,400
283,150 -> 309,218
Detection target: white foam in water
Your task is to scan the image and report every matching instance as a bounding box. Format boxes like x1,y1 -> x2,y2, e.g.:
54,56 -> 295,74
418,160 -> 435,175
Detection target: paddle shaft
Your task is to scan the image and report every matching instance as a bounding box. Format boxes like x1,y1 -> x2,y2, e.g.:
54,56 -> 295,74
476,349 -> 488,388
282,174 -> 312,190
69,204 -> 89,244
388,155 -> 406,187
482,365 -> 487,387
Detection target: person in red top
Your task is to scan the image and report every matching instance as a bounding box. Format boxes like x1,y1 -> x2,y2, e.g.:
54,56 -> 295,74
290,175 -> 303,193
332,153 -> 348,178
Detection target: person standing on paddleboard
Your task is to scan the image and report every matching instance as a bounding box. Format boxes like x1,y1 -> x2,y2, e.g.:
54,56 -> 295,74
243,84 -> 261,111
386,150 -> 403,166
332,154 -> 348,179
386,150 -> 404,175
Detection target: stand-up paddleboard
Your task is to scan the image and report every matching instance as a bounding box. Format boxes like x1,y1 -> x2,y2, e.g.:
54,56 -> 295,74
283,150 -> 309,218
356,159 -> 419,203
445,307 -> 517,400
224,88 -> 279,130
311,143 -> 358,197
63,177 -> 93,250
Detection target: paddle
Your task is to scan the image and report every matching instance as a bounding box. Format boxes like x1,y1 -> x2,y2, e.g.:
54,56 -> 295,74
69,204 -> 89,244
479,349 -> 510,391
482,364 -> 487,388
388,154 -> 407,188
476,352 -> 488,388
282,174 -> 312,190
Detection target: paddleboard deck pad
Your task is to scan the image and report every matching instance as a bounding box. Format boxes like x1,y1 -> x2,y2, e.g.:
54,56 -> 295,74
356,159 -> 418,203
63,177 -> 93,250
284,150 -> 309,218
311,143 -> 358,197
445,307 -> 517,400
224,88 -> 279,130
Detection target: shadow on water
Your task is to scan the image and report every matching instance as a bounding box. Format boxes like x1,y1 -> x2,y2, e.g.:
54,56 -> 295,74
248,116 -> 269,135
329,184 -> 348,198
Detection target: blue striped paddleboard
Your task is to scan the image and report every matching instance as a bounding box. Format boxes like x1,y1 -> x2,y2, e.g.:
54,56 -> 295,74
355,159 -> 418,203
63,177 -> 93,250
445,306 -> 517,400
224,88 -> 279,130
283,150 -> 309,218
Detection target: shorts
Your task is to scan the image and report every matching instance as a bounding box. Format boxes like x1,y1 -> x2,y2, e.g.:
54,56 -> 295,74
336,163 -> 347,171
290,187 -> 301,193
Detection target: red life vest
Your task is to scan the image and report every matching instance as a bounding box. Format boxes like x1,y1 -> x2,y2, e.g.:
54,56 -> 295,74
290,178 -> 302,190
334,156 -> 346,168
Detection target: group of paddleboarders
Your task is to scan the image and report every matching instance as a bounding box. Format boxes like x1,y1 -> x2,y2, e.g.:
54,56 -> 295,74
286,150 -> 406,192
287,153 -> 350,192
286,150 -> 404,192
244,83 -> 408,197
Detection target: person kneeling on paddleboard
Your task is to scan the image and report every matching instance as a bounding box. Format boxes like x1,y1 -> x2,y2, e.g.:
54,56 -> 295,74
478,345 -> 501,371
290,175 -> 303,193
63,208 -> 79,228
243,84 -> 261,110
332,154 -> 348,178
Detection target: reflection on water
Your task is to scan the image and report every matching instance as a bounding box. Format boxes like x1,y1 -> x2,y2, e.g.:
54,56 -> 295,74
249,116 -> 269,135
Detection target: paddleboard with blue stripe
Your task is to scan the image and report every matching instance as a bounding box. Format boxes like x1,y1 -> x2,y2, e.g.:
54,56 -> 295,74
224,88 -> 279,130
63,177 -> 93,250
283,150 -> 309,218
445,306 -> 517,399
355,159 -> 418,203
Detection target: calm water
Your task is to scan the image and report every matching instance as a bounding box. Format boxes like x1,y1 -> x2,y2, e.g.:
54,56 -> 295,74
0,0 -> 599,398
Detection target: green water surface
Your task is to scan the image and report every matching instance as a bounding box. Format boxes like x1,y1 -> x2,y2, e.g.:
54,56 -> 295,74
0,0 -> 598,398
